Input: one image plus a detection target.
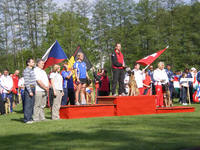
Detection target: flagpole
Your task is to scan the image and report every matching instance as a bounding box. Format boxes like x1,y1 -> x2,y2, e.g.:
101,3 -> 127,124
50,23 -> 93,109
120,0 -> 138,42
144,65 -> 150,70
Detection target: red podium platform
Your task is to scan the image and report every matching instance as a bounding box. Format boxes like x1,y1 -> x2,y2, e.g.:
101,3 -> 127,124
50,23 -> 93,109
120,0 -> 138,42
156,106 -> 195,114
59,96 -> 195,119
97,96 -> 116,104
113,96 -> 156,116
60,104 -> 116,119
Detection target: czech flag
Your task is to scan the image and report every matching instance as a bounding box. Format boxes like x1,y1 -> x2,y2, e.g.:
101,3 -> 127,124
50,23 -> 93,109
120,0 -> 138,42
42,40 -> 68,69
136,46 -> 169,66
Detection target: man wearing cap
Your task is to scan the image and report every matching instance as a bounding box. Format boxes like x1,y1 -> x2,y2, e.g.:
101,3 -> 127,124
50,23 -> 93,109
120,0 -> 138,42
191,67 -> 197,78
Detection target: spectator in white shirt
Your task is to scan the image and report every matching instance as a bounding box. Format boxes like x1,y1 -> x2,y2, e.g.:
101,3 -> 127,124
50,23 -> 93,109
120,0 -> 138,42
0,69 -> 14,112
180,72 -> 189,105
49,64 -> 64,120
18,76 -> 25,112
153,62 -> 169,107
33,59 -> 49,122
132,63 -> 145,95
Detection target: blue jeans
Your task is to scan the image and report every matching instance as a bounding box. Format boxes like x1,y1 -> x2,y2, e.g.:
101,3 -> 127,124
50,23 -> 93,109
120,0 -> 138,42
24,88 -> 35,123
20,89 -> 25,112
1,93 -> 13,112
61,88 -> 68,106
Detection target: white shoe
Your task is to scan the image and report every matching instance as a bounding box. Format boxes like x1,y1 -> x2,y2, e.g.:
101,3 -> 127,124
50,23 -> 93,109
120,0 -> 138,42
182,103 -> 188,106
75,102 -> 80,105
25,121 -> 33,124
33,119 -> 40,122
52,118 -> 60,120
41,118 -> 47,121
120,93 -> 126,96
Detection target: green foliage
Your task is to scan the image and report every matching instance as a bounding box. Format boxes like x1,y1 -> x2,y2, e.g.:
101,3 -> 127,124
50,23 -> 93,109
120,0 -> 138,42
45,11 -> 97,64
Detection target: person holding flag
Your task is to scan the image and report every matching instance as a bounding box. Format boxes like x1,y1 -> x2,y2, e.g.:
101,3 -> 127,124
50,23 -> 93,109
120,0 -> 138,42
111,43 -> 126,96
132,63 -> 145,95
73,52 -> 89,105
61,62 -> 75,105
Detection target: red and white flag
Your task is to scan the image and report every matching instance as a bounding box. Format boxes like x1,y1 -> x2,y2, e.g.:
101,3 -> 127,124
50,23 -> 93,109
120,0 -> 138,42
136,46 -> 168,66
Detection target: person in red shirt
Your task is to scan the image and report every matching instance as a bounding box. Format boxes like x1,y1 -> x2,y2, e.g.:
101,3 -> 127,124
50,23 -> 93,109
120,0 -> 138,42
98,70 -> 110,96
12,70 -> 20,105
143,70 -> 152,95
111,43 -> 125,96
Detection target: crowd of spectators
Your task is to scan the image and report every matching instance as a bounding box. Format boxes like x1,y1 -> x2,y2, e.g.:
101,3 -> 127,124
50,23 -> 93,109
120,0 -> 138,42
0,56 -> 199,123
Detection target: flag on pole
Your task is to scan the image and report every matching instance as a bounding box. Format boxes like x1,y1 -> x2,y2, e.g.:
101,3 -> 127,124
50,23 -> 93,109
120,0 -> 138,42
136,46 -> 169,66
42,40 -> 68,69
67,56 -> 75,70
72,46 -> 92,71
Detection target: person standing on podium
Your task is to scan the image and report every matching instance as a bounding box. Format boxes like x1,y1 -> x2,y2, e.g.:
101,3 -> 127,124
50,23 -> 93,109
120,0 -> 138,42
111,43 -> 126,96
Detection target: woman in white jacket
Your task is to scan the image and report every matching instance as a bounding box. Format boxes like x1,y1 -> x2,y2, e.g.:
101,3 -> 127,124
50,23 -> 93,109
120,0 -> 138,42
153,62 -> 169,107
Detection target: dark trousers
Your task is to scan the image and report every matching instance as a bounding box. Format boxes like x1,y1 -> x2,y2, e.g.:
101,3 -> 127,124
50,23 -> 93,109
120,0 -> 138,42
98,91 -> 109,96
189,86 -> 193,103
67,88 -> 75,105
151,83 -> 156,95
24,88 -> 35,123
0,95 -> 5,115
49,88 -> 54,107
20,89 -> 25,112
112,68 -> 125,95
13,88 -> 19,104
2,93 -> 13,112
169,82 -> 174,100
181,87 -> 187,103
61,88 -> 68,106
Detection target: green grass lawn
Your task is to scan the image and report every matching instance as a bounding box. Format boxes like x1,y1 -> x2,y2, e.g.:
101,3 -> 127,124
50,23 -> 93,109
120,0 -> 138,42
1,101 -> 200,150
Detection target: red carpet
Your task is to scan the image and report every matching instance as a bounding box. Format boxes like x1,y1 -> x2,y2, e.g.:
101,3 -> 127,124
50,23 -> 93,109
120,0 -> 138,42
59,96 -> 195,119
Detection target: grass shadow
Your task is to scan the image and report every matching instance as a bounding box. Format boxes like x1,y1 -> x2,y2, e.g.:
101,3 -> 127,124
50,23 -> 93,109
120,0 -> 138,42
11,118 -> 24,123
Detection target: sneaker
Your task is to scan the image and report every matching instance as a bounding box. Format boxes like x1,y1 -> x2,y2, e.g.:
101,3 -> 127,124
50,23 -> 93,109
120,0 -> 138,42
119,93 -> 126,96
75,102 -> 80,105
25,121 -> 33,124
112,94 -> 117,96
33,119 -> 40,122
183,103 -> 188,106
41,118 -> 47,121
52,118 -> 60,120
